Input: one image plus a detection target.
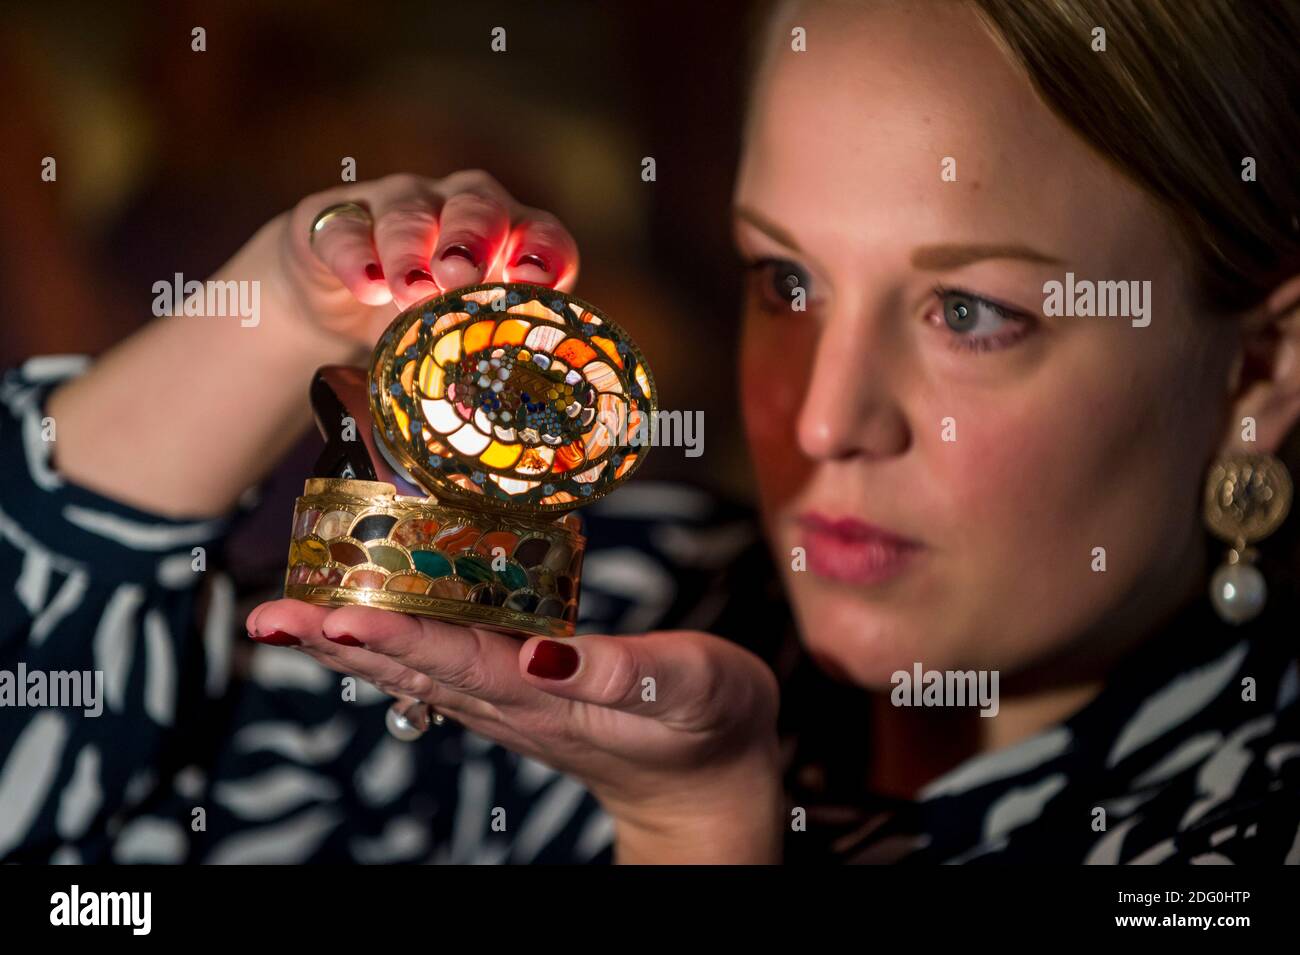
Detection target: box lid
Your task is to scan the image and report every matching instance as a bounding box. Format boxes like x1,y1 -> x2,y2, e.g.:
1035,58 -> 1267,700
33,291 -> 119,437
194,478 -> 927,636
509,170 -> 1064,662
368,282 -> 656,514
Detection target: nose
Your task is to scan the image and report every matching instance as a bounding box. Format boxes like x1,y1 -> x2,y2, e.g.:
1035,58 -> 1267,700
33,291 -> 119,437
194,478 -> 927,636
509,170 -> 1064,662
795,306 -> 911,462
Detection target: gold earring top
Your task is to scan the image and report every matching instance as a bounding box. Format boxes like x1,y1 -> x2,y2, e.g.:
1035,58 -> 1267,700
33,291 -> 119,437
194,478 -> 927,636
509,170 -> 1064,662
1204,452 -> 1293,545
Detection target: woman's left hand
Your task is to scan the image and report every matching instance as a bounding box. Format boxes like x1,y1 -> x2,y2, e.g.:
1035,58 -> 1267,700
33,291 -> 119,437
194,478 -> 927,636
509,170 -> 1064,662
245,599 -> 786,863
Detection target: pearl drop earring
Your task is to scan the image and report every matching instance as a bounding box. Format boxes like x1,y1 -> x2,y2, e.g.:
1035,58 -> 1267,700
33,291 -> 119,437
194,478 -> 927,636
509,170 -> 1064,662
1203,452 -> 1292,625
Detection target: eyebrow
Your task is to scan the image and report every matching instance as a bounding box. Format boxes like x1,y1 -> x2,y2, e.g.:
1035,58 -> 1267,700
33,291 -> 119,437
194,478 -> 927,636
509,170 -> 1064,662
734,206 -> 1064,270
910,243 -> 1064,269
733,206 -> 804,252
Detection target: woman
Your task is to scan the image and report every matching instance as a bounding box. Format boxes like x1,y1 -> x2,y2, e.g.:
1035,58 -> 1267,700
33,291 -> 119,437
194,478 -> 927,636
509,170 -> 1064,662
4,0 -> 1300,863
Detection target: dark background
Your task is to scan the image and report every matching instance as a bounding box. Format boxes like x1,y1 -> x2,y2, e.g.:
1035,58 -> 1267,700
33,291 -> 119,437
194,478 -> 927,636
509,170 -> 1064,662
0,0 -> 767,583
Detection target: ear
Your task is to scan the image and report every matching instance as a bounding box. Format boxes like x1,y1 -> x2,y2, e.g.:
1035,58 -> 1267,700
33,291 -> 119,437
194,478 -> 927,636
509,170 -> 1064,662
1219,273 -> 1300,456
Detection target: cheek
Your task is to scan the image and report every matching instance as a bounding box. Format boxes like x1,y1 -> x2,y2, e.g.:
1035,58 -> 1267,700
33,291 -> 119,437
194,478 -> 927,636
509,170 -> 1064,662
940,398 -> 1107,552
929,350 -> 1200,625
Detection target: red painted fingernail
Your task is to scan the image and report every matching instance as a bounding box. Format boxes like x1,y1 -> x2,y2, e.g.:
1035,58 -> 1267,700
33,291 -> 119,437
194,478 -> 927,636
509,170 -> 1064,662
250,630 -> 302,647
526,639 -> 579,680
405,268 -> 435,286
365,262 -> 384,282
513,252 -> 549,273
327,633 -> 365,647
439,243 -> 476,264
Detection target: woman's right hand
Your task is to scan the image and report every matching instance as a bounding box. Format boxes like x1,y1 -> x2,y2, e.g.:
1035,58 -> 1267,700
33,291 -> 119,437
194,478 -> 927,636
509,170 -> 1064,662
263,169 -> 581,350
44,169 -> 579,518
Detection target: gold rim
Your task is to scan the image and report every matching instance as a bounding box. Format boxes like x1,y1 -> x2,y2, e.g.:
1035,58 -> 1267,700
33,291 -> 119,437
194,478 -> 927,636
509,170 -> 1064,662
296,480 -> 586,543
284,583 -> 573,637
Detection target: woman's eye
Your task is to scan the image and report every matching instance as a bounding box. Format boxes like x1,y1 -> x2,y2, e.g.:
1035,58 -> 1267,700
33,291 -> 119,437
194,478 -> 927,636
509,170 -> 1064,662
928,287 -> 1034,353
748,258 -> 814,312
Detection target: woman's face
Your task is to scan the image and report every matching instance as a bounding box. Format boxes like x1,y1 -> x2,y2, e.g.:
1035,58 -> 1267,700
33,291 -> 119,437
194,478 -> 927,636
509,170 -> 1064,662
734,0 -> 1239,687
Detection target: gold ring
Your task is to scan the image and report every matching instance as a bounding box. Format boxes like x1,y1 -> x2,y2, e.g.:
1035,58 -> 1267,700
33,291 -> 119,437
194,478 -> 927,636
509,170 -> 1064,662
309,201 -> 372,246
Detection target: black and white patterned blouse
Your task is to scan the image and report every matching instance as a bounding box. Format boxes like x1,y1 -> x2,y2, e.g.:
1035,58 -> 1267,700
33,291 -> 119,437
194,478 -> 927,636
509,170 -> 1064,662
0,355 -> 762,863
2,355 -> 1298,864
780,586 -> 1300,863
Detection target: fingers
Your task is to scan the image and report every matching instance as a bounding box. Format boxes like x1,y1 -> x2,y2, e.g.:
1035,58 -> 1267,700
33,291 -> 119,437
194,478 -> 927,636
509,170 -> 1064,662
246,597 -> 332,645
308,203 -> 393,307
430,190 -> 511,291
370,181 -> 443,308
320,605 -> 537,707
517,631 -> 775,731
247,597 -> 522,710
502,211 -> 580,289
246,599 -> 501,722
300,172 -> 579,319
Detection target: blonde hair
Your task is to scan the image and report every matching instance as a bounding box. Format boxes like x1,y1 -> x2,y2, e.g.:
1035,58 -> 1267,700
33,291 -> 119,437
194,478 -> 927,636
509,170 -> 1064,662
971,0 -> 1300,312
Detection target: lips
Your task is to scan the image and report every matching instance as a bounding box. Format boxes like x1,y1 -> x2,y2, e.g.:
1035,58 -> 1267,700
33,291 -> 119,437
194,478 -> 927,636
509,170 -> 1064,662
797,512 -> 920,585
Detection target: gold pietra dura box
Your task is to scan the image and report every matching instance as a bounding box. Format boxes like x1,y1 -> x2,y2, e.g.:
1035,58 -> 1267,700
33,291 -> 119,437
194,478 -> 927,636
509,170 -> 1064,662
283,282 -> 656,637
